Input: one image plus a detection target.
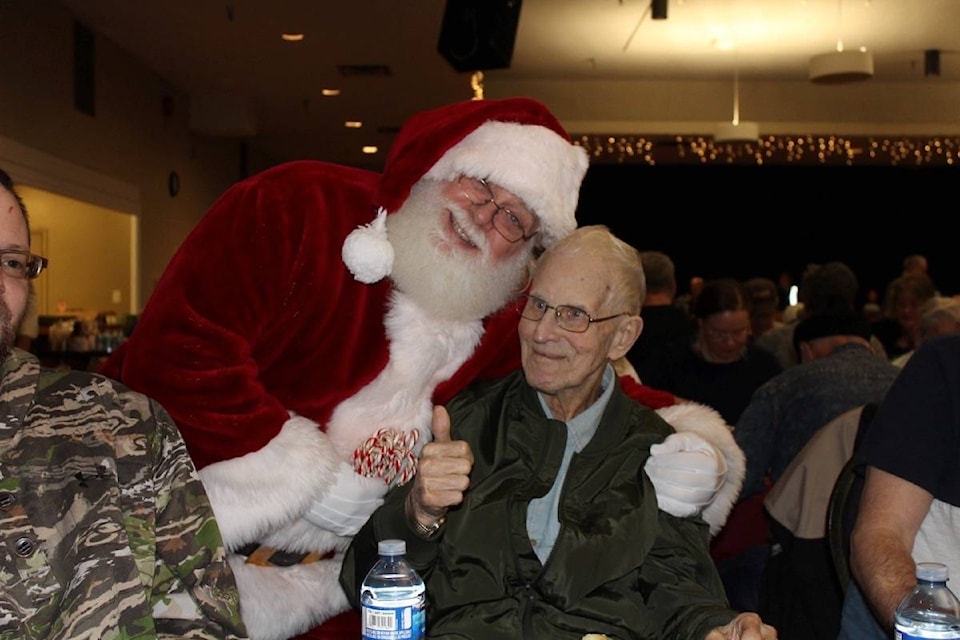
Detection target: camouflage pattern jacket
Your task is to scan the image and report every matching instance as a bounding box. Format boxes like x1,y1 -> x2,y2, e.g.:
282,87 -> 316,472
0,349 -> 247,639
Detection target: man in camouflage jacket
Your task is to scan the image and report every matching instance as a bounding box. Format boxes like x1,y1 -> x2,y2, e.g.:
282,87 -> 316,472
0,168 -> 247,639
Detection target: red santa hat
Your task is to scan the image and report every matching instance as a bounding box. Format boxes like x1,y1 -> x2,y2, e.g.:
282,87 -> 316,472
342,97 -> 590,283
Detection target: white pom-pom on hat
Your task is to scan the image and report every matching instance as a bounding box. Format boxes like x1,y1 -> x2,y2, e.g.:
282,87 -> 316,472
341,208 -> 394,284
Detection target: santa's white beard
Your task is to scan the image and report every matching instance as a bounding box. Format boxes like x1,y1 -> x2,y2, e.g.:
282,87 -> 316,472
386,180 -> 532,323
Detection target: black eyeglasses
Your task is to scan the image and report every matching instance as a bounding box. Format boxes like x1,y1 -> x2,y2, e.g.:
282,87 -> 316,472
0,250 -> 48,280
516,294 -> 627,333
457,175 -> 539,243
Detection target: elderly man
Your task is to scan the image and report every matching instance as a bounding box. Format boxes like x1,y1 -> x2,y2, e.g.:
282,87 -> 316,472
341,225 -> 772,640
0,170 -> 246,638
101,98 -> 741,639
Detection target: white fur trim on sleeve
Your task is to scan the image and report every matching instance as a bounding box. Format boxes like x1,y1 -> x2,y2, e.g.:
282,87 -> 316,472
655,402 -> 746,537
199,414 -> 339,549
228,554 -> 350,640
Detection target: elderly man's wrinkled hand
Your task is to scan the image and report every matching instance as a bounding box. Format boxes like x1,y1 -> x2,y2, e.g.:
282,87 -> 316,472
705,612 -> 777,639
644,431 -> 727,517
407,406 -> 474,524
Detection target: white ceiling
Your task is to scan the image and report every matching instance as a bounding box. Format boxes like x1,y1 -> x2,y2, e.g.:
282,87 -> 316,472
59,0 -> 960,168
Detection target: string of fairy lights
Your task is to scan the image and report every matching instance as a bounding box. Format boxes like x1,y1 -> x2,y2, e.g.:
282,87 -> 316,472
574,134 -> 960,166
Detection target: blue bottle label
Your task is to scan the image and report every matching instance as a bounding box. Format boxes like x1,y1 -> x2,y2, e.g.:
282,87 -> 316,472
361,601 -> 426,640
896,625 -> 960,639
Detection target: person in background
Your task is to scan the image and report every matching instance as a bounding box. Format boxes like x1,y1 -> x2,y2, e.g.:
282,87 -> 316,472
890,296 -> 960,367
641,277 -> 782,427
637,277 -> 782,612
340,226 -> 772,640
755,261 -> 887,370
743,277 -> 783,342
901,253 -> 929,278
628,250 -> 694,380
873,273 -> 939,362
676,274 -> 705,319
734,311 -> 900,640
776,271 -> 795,315
761,403 -> 877,640
861,288 -> 883,325
100,98 -> 735,640
738,311 -> 899,513
0,168 -> 248,639
838,334 -> 960,639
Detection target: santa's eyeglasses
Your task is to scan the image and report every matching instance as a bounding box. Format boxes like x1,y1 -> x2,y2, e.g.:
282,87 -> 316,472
457,176 -> 539,243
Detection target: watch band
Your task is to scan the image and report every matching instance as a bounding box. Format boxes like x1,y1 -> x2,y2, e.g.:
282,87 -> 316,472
409,512 -> 446,540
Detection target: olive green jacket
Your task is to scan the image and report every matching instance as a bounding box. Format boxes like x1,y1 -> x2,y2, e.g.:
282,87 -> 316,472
342,370 -> 738,639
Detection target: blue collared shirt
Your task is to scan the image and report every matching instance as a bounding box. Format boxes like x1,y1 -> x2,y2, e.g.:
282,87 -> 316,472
526,364 -> 616,563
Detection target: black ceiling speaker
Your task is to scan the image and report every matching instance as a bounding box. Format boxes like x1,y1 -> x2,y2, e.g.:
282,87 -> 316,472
925,49 -> 941,77
651,0 -> 668,20
438,0 -> 523,72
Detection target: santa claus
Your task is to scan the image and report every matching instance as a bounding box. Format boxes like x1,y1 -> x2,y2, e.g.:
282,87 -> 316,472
101,97 -> 743,640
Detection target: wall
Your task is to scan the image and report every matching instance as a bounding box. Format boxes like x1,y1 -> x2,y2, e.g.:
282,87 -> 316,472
20,185 -> 132,316
0,1 -> 250,309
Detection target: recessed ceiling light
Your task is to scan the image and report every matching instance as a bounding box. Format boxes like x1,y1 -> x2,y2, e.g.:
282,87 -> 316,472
362,146 -> 378,154
344,121 -> 362,128
281,33 -> 304,42
321,88 -> 341,97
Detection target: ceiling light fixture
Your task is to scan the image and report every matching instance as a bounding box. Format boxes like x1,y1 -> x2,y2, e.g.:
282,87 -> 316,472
715,50 -> 758,143
809,0 -> 873,83
281,33 -> 304,42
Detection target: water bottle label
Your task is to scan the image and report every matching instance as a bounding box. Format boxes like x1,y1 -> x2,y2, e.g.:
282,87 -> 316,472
361,602 -> 426,640
896,624 -> 960,639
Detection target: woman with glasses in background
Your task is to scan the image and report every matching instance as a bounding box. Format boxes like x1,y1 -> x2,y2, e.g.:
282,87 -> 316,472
638,277 -> 782,614
639,277 -> 781,426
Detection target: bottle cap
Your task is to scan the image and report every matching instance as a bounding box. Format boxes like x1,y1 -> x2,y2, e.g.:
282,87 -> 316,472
917,562 -> 949,582
378,539 -> 406,556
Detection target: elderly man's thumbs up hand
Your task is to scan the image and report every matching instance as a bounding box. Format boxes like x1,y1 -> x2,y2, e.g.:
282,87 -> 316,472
406,406 -> 473,527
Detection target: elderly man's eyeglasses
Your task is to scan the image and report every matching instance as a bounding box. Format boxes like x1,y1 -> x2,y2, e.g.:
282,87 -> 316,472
516,294 -> 627,333
457,176 -> 539,243
0,251 -> 48,280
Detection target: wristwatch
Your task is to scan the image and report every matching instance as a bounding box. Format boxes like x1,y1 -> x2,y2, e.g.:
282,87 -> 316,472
409,511 -> 446,540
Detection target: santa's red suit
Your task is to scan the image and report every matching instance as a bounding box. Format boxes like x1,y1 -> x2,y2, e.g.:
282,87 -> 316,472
101,98 -> 743,640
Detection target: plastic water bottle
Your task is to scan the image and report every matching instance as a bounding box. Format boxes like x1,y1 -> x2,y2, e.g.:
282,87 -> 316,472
360,539 -> 425,640
894,562 -> 960,639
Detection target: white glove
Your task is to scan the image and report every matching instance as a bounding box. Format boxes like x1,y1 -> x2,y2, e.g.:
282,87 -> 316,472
645,432 -> 727,518
303,462 -> 387,536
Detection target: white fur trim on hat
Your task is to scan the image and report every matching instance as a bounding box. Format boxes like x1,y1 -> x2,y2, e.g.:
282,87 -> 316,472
424,120 -> 589,247
342,207 -> 394,283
